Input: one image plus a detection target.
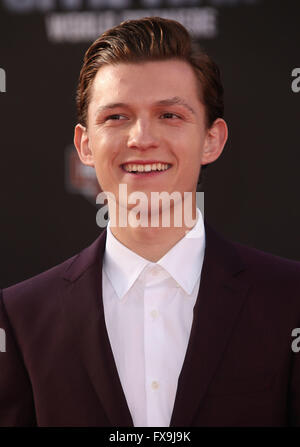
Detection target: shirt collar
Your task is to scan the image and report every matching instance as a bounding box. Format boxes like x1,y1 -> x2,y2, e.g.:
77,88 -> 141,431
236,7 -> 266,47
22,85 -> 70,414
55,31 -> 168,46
103,208 -> 205,299
157,207 -> 205,294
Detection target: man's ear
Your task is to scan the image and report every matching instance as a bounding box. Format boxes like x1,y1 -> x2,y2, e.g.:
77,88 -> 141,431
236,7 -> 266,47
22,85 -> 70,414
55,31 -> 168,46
74,123 -> 95,167
201,118 -> 228,165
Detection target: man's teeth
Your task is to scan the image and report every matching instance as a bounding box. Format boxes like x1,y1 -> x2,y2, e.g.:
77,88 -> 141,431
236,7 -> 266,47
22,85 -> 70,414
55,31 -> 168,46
123,163 -> 170,173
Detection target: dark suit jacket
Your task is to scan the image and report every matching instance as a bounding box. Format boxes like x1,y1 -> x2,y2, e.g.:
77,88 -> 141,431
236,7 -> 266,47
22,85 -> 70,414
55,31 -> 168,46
1,224 -> 300,426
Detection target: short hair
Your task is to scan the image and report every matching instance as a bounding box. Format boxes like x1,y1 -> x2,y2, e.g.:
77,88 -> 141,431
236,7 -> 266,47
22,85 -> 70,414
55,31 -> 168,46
76,16 -> 224,130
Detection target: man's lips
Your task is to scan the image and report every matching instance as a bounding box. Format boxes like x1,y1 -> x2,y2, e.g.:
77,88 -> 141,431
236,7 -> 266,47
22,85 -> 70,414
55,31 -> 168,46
120,161 -> 172,176
120,160 -> 171,165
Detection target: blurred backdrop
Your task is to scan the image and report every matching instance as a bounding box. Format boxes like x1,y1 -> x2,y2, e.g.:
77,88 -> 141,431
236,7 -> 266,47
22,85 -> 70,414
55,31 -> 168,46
0,0 -> 299,288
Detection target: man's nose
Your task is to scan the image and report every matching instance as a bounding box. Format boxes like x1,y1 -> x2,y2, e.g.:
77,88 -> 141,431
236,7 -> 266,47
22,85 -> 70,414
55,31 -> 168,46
127,119 -> 159,150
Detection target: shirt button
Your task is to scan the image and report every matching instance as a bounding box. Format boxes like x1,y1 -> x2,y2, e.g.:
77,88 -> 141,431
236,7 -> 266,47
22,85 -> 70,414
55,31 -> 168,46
150,309 -> 158,319
151,381 -> 159,390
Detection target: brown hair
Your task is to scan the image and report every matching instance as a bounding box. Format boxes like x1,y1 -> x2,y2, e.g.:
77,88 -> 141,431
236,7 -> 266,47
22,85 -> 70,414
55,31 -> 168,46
76,16 -> 224,129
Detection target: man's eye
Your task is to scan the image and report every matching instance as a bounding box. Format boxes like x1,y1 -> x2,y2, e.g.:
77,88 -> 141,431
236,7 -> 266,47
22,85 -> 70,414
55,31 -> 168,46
160,113 -> 180,119
105,114 -> 127,121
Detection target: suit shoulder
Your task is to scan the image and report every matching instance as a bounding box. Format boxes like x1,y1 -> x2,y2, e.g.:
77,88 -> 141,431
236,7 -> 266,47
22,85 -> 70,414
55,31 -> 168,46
2,253 -> 79,306
206,223 -> 300,279
231,239 -> 300,281
1,231 -> 106,313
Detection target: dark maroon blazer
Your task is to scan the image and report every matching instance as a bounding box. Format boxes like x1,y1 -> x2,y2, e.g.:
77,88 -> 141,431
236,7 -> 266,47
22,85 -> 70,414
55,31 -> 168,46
1,224 -> 300,426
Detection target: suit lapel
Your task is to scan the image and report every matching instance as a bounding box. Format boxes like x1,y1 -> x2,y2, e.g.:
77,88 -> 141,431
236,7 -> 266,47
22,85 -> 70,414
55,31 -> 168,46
62,229 -> 133,427
170,224 -> 251,426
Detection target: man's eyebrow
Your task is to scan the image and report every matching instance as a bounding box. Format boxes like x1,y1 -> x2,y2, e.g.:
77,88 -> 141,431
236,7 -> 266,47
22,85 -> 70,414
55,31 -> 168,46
95,97 -> 196,115
155,97 -> 196,115
96,103 -> 127,115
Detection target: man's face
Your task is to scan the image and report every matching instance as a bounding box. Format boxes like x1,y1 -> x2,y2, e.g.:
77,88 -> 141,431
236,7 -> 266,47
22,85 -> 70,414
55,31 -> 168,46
75,59 -> 225,212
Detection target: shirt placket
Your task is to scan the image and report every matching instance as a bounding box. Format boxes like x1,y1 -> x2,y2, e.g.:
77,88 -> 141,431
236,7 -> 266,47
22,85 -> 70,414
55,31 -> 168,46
143,267 -> 170,427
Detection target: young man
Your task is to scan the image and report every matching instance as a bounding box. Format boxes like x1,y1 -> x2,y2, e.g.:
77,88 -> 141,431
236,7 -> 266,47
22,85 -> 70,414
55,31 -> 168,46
1,17 -> 300,427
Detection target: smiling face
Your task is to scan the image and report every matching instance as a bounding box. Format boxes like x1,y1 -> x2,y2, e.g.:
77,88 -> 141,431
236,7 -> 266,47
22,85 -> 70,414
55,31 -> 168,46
74,59 -> 227,215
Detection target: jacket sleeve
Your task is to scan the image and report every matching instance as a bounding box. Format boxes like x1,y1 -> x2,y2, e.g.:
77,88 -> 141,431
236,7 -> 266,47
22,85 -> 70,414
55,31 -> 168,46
0,289 -> 36,426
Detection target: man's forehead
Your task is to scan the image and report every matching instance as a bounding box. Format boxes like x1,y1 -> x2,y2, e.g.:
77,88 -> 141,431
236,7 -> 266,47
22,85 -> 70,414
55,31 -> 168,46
89,60 -> 201,111
92,59 -> 198,91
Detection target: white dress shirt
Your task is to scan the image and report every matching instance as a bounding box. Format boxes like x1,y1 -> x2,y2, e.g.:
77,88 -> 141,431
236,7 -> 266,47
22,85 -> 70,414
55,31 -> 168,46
102,208 -> 205,427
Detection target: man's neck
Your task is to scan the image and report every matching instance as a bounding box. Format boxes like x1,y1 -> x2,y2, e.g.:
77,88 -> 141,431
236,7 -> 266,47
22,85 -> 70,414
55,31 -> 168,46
108,203 -> 198,262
